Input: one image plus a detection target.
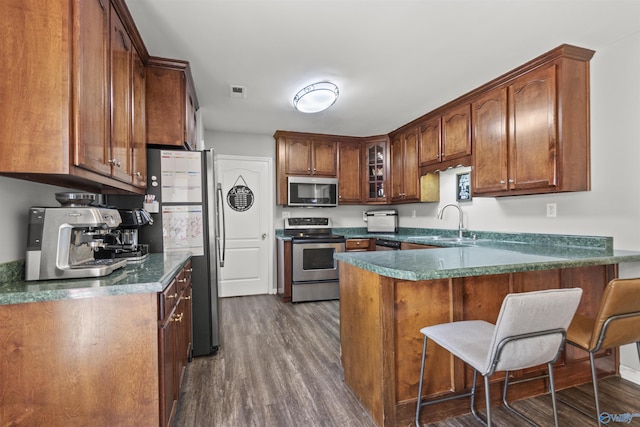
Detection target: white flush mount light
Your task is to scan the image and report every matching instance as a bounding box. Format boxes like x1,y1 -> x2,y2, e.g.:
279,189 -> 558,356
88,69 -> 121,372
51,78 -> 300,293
293,82 -> 339,113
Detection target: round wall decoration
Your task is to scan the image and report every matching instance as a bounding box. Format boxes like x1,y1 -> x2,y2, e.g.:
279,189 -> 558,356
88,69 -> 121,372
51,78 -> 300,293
227,175 -> 254,212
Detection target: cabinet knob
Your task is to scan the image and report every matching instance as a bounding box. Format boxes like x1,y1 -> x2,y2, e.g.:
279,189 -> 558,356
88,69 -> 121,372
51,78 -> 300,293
135,171 -> 142,177
500,180 -> 506,184
508,179 -> 514,183
108,158 -> 121,167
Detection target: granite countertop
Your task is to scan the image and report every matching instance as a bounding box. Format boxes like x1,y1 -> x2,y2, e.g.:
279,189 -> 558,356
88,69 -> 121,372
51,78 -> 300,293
320,227 -> 640,281
0,252 -> 191,305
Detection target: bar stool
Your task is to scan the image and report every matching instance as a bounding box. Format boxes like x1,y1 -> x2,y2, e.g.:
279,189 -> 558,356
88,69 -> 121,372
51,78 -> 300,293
415,288 -> 583,427
560,278 -> 640,426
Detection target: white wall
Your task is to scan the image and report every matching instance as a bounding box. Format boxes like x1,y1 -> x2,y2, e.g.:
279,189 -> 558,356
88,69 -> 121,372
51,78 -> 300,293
0,177 -> 71,263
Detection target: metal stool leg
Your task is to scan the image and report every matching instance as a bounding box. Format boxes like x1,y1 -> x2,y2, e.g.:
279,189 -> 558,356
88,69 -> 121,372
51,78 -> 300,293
590,352 -> 602,427
415,336 -> 428,426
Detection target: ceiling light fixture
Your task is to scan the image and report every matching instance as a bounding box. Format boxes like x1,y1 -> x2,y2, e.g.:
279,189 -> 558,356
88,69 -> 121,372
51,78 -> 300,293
293,82 -> 339,113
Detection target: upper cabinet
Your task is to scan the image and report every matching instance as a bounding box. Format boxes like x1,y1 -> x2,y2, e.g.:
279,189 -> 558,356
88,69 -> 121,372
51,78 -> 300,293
282,136 -> 337,176
362,137 -> 390,204
0,0 -> 148,194
418,103 -> 472,173
472,46 -> 594,197
274,131 -> 338,205
390,128 -> 419,203
146,58 -> 200,151
337,140 -> 363,204
273,44 -> 594,205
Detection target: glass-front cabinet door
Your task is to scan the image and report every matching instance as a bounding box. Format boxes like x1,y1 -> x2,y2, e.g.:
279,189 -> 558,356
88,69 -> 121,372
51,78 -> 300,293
362,137 -> 389,204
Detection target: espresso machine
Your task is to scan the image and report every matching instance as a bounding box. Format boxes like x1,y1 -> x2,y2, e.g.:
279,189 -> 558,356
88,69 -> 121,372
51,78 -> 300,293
94,208 -> 153,262
24,193 -> 128,281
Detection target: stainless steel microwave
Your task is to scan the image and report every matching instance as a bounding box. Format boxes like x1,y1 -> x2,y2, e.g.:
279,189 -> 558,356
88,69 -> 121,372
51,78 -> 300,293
287,176 -> 338,207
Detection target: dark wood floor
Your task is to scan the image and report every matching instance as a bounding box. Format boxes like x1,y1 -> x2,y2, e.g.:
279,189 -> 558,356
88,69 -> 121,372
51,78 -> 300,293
173,295 -> 640,427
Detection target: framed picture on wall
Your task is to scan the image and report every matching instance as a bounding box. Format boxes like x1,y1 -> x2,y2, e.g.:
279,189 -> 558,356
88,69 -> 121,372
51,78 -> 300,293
456,172 -> 472,201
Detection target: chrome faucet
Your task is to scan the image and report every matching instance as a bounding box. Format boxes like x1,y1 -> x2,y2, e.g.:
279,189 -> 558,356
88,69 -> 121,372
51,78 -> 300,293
437,203 -> 465,238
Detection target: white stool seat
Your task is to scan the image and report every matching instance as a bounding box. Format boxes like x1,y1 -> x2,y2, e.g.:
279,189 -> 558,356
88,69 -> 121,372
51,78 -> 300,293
415,288 -> 583,427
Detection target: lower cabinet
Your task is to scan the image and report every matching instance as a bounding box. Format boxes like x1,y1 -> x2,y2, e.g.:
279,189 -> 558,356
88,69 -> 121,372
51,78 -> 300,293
159,260 -> 193,427
0,258 -> 192,427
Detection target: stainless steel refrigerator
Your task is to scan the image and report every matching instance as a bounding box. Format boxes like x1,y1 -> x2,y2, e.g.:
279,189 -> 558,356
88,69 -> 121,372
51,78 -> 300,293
120,148 -> 224,357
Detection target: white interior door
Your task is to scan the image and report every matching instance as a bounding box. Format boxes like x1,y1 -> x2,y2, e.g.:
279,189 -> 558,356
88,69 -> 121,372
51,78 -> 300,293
216,155 -> 273,297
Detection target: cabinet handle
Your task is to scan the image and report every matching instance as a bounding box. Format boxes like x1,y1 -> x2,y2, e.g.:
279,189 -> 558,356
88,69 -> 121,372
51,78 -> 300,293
508,179 -> 514,183
171,313 -> 184,323
166,292 -> 178,299
178,278 -> 187,283
181,295 -> 191,301
135,171 -> 142,177
500,180 -> 506,184
108,158 -> 121,167
185,268 -> 193,273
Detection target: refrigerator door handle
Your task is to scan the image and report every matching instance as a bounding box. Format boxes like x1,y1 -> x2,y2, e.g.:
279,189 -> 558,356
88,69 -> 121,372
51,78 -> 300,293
216,183 -> 226,267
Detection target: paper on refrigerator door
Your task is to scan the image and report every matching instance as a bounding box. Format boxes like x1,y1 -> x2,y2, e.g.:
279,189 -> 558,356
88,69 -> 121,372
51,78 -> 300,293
161,205 -> 204,256
160,150 -> 203,203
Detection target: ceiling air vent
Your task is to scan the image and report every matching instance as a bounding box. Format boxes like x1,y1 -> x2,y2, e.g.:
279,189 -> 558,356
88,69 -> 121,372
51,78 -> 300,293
230,85 -> 247,99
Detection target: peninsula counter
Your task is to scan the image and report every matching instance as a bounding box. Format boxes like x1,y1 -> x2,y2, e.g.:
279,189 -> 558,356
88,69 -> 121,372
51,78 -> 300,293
334,238 -> 640,426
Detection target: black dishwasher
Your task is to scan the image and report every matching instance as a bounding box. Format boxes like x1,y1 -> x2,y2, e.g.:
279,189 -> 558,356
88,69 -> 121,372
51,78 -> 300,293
375,238 -> 401,251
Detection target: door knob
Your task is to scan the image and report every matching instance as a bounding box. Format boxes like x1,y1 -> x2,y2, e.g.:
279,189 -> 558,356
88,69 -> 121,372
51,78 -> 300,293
262,233 -> 267,239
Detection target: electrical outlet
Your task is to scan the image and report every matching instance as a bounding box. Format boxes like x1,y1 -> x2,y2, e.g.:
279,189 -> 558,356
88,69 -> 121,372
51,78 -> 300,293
411,210 -> 416,218
546,203 -> 557,217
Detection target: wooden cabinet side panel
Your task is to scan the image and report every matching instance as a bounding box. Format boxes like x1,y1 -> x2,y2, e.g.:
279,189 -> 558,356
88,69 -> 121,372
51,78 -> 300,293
395,279 -> 451,402
339,263 -> 386,426
0,293 -> 159,426
277,239 -> 292,302
0,0 -> 70,174
556,57 -> 591,192
146,67 -> 185,146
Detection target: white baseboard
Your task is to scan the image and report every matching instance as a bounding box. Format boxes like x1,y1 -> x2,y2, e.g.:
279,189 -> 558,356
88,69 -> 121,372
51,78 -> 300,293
619,365 -> 640,385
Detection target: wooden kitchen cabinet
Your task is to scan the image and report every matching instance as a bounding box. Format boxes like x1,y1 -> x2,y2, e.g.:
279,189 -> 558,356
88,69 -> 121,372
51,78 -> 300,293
131,47 -> 148,188
472,45 -> 594,197
362,137 -> 390,204
0,0 -> 148,194
110,3 -> 134,183
277,239 -> 293,302
418,103 -> 472,174
158,261 -> 193,427
346,238 -> 373,251
390,128 -> 419,203
146,57 -> 200,150
274,131 -> 339,204
281,135 -> 337,176
338,140 -> 363,204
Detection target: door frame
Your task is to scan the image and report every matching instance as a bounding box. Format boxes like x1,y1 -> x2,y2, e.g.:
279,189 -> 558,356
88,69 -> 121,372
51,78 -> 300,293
215,154 -> 275,295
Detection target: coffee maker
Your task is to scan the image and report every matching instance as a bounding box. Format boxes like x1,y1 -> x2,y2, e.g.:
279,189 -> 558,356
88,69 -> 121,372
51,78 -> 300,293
94,208 -> 153,262
25,193 -> 128,281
